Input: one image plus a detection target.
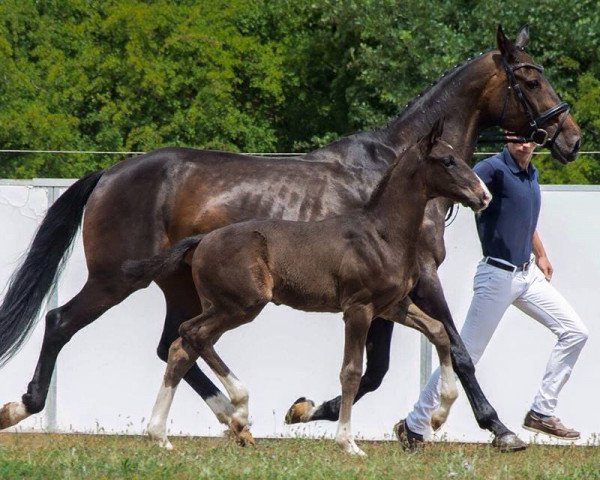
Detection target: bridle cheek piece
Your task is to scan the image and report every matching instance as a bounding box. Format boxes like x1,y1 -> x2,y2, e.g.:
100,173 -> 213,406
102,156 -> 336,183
501,57 -> 570,147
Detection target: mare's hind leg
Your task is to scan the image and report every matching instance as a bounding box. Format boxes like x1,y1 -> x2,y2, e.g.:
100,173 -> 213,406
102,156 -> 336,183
385,298 -> 458,431
156,271 -> 234,425
0,276 -> 136,429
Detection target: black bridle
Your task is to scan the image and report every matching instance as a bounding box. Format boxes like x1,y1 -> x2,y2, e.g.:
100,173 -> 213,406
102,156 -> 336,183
498,57 -> 570,146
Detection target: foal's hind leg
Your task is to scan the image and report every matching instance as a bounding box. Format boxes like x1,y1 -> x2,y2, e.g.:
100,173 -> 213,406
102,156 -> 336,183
385,298 -> 458,431
156,272 -> 234,425
179,303 -> 266,444
0,276 -> 136,429
148,335 -> 199,450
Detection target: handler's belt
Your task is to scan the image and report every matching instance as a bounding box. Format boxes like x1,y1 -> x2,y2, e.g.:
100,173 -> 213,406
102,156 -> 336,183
484,257 -> 531,273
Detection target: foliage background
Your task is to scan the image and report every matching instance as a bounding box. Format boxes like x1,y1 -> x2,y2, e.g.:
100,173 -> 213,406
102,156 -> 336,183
0,0 -> 598,182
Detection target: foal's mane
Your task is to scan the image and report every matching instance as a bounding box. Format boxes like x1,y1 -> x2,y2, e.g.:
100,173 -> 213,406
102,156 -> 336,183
365,142 -> 419,209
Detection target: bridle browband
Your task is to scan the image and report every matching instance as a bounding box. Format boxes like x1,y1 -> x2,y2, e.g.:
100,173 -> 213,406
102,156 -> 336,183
498,56 -> 570,147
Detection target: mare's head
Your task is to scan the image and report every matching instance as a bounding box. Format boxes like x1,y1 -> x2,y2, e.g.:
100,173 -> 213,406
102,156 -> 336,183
485,24 -> 580,162
418,120 -> 491,212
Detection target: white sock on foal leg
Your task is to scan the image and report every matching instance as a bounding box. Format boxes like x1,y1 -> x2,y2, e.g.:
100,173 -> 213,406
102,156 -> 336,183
147,381 -> 177,450
431,362 -> 459,431
335,420 -> 366,456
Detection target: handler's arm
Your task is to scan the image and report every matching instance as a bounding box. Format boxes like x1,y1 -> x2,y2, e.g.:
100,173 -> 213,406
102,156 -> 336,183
533,230 -> 553,281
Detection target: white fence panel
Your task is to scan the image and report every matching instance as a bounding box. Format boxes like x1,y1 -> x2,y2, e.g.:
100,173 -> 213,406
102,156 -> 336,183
0,181 -> 598,444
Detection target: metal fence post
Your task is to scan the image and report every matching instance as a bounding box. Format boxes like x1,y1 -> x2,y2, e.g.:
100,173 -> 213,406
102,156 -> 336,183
420,335 -> 432,390
43,185 -> 59,432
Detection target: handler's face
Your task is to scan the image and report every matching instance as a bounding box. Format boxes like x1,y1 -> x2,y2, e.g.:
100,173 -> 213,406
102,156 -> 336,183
507,141 -> 536,166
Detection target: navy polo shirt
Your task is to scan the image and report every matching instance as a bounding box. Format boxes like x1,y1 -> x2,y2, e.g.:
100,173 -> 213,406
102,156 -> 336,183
473,147 -> 541,265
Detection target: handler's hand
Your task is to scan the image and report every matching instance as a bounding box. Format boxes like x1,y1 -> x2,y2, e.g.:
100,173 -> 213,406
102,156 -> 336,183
536,255 -> 553,281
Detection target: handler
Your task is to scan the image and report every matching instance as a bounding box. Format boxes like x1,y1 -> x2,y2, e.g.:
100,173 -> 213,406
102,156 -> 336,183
398,140 -> 588,447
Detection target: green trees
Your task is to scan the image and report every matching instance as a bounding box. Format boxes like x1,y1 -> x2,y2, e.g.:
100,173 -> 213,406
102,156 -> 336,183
0,1 -> 598,182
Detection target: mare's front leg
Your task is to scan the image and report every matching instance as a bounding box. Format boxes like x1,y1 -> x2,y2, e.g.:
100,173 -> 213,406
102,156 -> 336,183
285,317 -> 394,424
409,266 -> 525,451
336,305 -> 372,456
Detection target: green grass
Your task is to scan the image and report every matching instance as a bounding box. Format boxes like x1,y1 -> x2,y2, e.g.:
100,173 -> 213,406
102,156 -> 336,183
1,433 -> 599,479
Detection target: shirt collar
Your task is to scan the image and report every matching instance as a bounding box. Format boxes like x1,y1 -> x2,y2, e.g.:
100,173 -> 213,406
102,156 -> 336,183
502,146 -> 537,177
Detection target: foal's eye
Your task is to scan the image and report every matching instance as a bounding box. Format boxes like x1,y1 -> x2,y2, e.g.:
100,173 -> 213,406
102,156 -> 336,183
526,79 -> 540,90
442,155 -> 455,167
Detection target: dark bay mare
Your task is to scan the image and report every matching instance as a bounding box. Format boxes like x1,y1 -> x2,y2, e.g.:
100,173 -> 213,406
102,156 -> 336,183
0,25 -> 579,451
123,123 -> 491,455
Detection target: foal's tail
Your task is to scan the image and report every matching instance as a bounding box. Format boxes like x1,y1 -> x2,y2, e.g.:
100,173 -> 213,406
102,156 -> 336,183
0,170 -> 104,368
122,234 -> 205,286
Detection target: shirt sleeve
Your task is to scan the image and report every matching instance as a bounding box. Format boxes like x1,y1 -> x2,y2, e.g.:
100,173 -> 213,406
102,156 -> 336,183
473,160 -> 495,190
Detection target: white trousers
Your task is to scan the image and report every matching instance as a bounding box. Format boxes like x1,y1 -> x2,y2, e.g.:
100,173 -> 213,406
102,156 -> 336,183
406,257 -> 589,436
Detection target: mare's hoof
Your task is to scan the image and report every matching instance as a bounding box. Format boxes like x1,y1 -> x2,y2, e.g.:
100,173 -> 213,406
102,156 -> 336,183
0,401 -> 29,430
393,419 -> 424,452
284,397 -> 315,424
492,432 -> 527,452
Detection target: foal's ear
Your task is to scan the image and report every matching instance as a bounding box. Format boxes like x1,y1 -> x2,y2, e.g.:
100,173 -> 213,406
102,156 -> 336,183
514,24 -> 530,49
496,24 -> 516,61
421,118 -> 444,152
431,118 -> 444,143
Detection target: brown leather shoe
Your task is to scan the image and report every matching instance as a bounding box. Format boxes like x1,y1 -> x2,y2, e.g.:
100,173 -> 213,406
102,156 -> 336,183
393,419 -> 424,452
523,410 -> 580,440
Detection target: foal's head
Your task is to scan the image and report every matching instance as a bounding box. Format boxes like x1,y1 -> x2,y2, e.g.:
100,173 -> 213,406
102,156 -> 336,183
417,120 -> 491,212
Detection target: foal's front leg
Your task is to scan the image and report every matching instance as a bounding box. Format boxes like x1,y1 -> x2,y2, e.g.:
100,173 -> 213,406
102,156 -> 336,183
410,268 -> 524,450
336,305 -> 372,456
385,298 -> 458,430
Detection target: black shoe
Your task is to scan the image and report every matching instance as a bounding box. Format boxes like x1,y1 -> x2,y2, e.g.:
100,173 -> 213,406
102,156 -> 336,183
393,419 -> 424,452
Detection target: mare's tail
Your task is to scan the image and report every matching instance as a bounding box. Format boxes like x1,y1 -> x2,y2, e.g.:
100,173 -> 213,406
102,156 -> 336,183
0,170 -> 104,367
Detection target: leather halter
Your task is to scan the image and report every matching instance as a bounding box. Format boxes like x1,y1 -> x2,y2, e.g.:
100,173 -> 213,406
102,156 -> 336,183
500,56 -> 570,147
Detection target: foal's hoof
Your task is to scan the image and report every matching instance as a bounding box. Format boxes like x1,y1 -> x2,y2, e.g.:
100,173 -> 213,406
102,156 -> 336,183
491,432 -> 527,453
430,413 -> 446,432
284,397 -> 315,424
393,419 -> 424,452
228,419 -> 256,447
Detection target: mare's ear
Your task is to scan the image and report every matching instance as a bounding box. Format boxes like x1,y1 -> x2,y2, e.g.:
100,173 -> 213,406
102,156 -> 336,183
514,24 -> 530,49
496,24 -> 516,61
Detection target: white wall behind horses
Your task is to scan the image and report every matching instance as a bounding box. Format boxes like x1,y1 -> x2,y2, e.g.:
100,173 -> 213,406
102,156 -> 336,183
0,182 -> 599,445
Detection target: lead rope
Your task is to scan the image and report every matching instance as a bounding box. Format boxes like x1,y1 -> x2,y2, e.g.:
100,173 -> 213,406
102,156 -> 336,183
445,203 -> 459,227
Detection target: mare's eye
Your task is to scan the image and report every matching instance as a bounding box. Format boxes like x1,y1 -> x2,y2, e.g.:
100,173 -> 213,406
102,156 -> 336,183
526,80 -> 540,89
442,155 -> 455,167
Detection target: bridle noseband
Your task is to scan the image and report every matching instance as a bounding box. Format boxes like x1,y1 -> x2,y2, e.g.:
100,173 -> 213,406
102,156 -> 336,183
500,56 -> 570,147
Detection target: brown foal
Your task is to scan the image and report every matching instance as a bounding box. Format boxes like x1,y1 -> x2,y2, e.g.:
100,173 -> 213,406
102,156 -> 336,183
124,121 -> 491,455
